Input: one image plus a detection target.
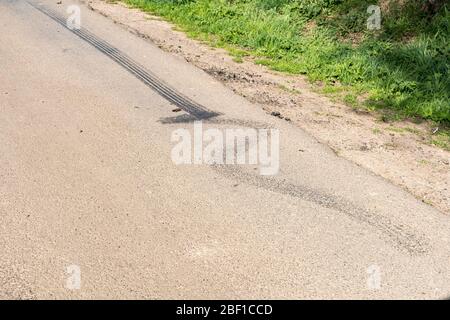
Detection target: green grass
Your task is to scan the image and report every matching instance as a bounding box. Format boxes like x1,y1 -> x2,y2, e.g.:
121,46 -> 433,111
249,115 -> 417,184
431,131 -> 450,151
124,0 -> 449,124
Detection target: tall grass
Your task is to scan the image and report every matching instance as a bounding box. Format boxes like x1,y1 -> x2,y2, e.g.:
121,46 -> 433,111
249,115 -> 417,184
125,0 -> 449,123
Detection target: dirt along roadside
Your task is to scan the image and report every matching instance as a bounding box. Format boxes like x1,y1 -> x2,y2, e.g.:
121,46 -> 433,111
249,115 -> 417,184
81,0 -> 449,214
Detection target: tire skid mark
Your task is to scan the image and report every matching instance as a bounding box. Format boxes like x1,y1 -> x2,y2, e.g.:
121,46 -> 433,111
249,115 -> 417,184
159,114 -> 274,129
214,165 -> 430,255
27,1 -> 219,120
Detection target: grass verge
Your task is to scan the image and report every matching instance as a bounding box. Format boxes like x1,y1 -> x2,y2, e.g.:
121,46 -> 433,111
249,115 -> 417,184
122,0 -> 449,135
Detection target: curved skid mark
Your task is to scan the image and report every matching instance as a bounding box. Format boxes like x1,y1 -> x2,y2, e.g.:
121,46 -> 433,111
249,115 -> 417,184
214,165 -> 430,255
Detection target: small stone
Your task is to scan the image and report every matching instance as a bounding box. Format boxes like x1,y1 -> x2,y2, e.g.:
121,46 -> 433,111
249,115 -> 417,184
172,108 -> 182,112
360,144 -> 369,151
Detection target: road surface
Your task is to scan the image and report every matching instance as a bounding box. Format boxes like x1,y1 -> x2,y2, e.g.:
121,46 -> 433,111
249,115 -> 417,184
0,0 -> 449,299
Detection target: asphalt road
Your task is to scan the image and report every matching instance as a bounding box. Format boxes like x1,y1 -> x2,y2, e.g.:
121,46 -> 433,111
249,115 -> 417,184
1,0 -> 449,299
